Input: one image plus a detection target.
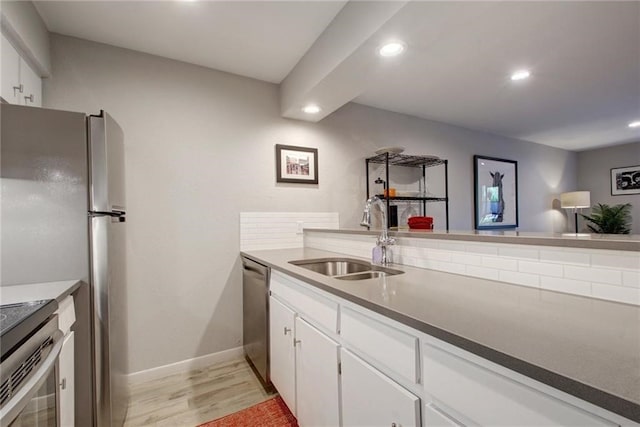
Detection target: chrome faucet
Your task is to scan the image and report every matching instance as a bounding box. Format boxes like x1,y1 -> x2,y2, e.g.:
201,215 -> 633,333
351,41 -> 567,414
360,196 -> 395,265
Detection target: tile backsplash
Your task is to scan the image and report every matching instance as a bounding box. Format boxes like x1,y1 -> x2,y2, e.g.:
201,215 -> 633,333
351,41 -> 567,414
240,212 -> 339,251
305,231 -> 640,306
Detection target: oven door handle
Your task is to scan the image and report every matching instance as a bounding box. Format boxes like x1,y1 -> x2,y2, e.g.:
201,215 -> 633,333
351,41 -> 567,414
0,331 -> 64,427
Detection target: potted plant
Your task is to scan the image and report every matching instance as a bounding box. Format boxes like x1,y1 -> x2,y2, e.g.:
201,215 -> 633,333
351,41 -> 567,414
580,203 -> 632,234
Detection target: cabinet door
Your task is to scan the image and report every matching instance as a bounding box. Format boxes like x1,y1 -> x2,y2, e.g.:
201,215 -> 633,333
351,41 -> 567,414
20,57 -> 41,107
424,403 -> 464,427
59,331 -> 75,427
1,33 -> 21,104
269,296 -> 296,415
295,317 -> 340,427
341,348 -> 420,427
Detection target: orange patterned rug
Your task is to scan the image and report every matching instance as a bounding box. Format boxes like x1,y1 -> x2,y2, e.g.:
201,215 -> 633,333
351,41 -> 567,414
197,396 -> 298,427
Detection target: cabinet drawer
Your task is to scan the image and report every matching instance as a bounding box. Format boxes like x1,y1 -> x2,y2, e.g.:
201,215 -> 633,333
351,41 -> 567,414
341,348 -> 420,427
341,306 -> 419,384
423,342 -> 616,426
270,271 -> 338,334
57,295 -> 75,335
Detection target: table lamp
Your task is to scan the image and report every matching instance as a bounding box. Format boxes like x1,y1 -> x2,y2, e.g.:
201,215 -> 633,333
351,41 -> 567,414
560,191 -> 591,234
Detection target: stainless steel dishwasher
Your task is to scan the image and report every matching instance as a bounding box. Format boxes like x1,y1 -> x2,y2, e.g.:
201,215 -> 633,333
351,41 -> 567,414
242,256 -> 271,387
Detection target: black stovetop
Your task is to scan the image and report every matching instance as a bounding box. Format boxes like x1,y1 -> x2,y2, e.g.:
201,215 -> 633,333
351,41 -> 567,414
0,300 -> 57,359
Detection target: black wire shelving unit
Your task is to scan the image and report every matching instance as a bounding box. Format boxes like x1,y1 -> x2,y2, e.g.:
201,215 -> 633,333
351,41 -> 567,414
365,152 -> 449,230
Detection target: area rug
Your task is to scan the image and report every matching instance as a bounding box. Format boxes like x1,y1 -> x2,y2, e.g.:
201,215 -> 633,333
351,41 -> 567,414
197,396 -> 298,427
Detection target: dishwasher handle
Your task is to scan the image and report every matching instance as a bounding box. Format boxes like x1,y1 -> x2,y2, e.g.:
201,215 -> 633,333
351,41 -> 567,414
242,258 -> 269,278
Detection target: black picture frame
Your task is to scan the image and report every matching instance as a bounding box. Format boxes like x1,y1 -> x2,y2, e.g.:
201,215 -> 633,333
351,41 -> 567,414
474,155 -> 519,230
610,165 -> 640,195
276,144 -> 318,184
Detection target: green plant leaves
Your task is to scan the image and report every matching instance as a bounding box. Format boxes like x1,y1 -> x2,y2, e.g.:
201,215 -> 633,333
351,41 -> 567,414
580,203 -> 632,234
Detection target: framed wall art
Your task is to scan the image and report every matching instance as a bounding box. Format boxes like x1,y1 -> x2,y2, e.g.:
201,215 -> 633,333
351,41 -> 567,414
276,144 -> 318,184
611,165 -> 640,195
474,155 -> 519,229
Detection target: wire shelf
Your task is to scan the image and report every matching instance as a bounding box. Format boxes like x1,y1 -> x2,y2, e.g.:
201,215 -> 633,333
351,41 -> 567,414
366,153 -> 446,168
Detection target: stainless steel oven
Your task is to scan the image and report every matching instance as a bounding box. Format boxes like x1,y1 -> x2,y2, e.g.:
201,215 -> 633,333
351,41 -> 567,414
0,315 -> 63,427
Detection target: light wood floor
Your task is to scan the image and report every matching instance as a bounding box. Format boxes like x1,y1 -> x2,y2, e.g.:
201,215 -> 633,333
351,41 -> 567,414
124,357 -> 276,427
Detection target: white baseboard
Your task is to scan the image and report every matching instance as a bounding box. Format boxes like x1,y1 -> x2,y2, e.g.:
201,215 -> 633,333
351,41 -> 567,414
127,346 -> 244,387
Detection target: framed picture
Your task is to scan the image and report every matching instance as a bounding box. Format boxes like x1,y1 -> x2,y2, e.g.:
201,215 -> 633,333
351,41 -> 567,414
474,155 -> 519,229
276,144 -> 318,184
611,165 -> 640,195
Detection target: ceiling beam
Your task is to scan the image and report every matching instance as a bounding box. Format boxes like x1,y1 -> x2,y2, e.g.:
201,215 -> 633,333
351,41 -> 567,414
280,1 -> 409,122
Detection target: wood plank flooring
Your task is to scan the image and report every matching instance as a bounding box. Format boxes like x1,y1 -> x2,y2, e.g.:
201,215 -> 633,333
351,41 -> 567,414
124,357 -> 276,427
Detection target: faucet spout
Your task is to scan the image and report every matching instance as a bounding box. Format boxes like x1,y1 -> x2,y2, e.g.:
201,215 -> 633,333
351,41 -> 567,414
360,196 -> 395,264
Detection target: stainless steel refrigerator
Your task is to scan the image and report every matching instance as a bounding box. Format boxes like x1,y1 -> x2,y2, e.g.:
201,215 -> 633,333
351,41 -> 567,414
1,103 -> 128,427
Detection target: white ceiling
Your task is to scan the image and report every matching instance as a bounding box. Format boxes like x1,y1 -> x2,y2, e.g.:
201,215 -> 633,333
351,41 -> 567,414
34,1 -> 347,83
34,1 -> 640,151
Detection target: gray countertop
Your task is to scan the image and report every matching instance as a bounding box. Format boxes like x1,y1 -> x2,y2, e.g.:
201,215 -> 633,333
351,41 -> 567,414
309,228 -> 640,252
0,280 -> 82,305
242,248 -> 640,422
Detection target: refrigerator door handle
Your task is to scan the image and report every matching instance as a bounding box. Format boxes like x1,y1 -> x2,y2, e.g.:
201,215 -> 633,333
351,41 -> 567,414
89,211 -> 126,217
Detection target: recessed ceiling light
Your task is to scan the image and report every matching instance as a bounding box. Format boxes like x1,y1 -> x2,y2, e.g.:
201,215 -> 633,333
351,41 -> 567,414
302,104 -> 321,114
628,120 -> 640,128
510,70 -> 531,81
378,42 -> 406,57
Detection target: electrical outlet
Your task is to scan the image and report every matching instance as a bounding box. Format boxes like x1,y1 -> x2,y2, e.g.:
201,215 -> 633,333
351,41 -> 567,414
296,221 -> 304,234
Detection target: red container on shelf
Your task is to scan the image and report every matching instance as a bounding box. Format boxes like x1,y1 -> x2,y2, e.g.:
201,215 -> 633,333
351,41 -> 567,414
408,216 -> 433,230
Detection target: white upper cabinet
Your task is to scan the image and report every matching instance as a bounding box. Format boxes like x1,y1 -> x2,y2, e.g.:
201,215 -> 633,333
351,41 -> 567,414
19,57 -> 41,106
1,32 -> 42,107
1,33 -> 22,104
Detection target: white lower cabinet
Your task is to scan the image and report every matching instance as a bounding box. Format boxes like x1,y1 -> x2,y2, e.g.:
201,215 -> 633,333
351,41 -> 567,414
269,270 -> 629,427
295,317 -> 340,427
423,341 -> 617,427
423,403 -> 463,427
56,295 -> 76,427
269,296 -> 296,415
269,293 -> 340,427
59,331 -> 75,427
341,348 -> 420,427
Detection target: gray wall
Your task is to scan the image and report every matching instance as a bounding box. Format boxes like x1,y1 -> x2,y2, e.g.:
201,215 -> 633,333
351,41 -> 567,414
44,34 -> 578,374
577,142 -> 640,234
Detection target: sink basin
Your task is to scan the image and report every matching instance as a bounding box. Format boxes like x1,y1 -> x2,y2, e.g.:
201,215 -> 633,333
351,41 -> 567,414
289,258 -> 371,276
289,257 -> 404,280
335,271 -> 388,281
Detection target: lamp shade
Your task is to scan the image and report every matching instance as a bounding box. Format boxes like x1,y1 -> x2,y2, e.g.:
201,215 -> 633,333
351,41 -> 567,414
560,191 -> 591,208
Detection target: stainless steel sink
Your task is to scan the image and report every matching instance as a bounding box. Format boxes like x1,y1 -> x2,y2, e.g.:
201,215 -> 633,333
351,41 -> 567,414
289,257 -> 403,280
289,258 -> 371,276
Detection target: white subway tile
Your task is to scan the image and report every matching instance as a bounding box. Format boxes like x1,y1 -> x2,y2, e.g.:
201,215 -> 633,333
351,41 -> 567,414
564,266 -> 622,286
539,249 -> 590,266
540,277 -> 590,297
438,241 -> 467,252
591,253 -> 640,271
451,253 -> 483,266
438,261 -> 466,275
412,238 -> 439,249
466,265 -> 500,281
591,283 -> 640,306
465,243 -> 499,255
499,271 -> 540,288
498,245 -> 540,260
518,261 -> 563,277
482,256 -> 518,271
622,271 -> 640,288
416,258 -> 438,270
426,250 -> 452,262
